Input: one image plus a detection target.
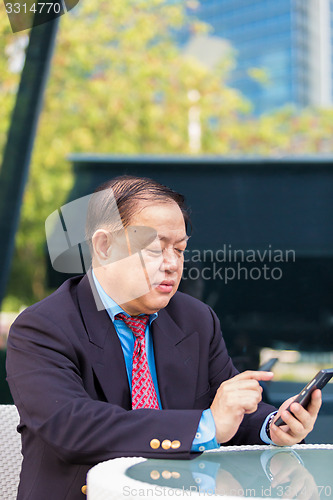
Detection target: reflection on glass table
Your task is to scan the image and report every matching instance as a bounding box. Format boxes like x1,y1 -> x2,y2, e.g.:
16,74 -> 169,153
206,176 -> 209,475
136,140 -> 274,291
87,445 -> 333,499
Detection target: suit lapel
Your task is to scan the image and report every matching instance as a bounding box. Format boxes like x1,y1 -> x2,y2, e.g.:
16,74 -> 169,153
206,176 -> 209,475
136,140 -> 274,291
152,308 -> 199,410
76,273 -> 131,408
76,273 -> 200,410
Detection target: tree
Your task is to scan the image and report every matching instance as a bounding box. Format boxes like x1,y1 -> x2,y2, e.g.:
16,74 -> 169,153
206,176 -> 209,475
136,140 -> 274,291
1,0 -> 249,307
2,0 -> 333,308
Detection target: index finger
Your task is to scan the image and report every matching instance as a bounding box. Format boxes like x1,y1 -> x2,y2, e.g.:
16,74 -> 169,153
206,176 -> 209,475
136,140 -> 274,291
232,370 -> 274,382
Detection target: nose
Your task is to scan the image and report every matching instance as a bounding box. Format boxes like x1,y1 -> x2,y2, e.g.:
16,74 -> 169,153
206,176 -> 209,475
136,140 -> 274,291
160,248 -> 179,273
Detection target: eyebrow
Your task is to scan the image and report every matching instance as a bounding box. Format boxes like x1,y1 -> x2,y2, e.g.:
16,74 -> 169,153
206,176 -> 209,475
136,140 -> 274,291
157,235 -> 190,244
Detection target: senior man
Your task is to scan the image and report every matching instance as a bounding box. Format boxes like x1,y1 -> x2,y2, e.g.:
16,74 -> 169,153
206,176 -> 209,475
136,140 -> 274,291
6,175 -> 321,500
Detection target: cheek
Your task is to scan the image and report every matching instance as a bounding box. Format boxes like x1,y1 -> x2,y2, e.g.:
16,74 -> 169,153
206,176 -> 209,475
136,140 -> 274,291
105,256 -> 151,293
141,255 -> 163,276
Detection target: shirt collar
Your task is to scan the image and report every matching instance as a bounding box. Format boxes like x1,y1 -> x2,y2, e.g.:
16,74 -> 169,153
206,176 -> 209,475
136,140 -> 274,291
91,269 -> 158,324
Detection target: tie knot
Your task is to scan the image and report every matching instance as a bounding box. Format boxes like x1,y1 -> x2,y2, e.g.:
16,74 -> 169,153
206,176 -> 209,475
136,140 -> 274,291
115,313 -> 149,339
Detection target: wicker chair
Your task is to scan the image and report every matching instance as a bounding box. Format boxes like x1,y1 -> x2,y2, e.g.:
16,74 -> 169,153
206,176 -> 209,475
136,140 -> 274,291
0,405 -> 22,500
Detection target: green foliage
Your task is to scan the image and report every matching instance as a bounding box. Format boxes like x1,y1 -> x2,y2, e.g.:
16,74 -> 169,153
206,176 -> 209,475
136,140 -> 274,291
1,0 -> 333,308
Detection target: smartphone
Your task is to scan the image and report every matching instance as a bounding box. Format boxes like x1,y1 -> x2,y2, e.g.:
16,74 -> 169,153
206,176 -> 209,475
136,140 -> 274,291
274,368 -> 333,427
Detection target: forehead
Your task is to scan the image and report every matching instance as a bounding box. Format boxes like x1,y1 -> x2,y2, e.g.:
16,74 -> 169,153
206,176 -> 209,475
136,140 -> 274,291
129,201 -> 186,235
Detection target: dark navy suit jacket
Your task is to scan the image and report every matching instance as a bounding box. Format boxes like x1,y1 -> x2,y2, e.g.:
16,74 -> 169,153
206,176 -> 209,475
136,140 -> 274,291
6,273 -> 276,500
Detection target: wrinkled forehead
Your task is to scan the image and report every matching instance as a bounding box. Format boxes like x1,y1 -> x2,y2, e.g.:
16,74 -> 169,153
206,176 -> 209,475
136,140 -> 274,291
128,200 -> 187,235
154,232 -> 189,245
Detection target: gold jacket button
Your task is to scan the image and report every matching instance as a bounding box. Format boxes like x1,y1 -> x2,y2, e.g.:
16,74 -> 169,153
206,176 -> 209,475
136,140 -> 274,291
171,440 -> 181,449
150,438 -> 160,449
161,439 -> 172,450
81,485 -> 87,495
162,470 -> 172,479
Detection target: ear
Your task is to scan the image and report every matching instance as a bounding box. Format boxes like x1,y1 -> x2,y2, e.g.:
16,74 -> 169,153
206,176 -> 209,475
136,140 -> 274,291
91,229 -> 112,264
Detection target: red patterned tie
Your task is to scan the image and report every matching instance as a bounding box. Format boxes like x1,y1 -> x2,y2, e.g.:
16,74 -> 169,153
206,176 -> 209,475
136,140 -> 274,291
115,313 -> 159,410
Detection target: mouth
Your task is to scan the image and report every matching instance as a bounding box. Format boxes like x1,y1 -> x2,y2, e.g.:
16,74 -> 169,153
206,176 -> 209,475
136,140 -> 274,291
155,280 -> 175,293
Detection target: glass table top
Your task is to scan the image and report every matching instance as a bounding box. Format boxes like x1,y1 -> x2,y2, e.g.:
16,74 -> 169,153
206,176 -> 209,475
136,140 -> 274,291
124,445 -> 333,499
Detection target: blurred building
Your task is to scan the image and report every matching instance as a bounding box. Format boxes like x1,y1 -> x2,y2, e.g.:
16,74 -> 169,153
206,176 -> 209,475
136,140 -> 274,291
185,0 -> 333,114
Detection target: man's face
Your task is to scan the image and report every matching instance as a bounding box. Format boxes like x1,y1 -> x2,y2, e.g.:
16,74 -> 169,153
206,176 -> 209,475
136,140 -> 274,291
95,200 -> 188,315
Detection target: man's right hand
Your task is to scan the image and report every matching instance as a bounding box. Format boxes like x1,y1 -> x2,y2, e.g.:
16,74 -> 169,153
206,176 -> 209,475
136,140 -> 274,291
210,370 -> 274,443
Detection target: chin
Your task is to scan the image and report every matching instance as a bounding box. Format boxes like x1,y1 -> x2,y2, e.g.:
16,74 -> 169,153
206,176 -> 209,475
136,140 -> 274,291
144,291 -> 175,313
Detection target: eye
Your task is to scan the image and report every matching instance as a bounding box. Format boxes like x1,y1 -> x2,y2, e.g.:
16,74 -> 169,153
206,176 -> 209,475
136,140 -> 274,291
146,248 -> 163,256
175,248 -> 185,256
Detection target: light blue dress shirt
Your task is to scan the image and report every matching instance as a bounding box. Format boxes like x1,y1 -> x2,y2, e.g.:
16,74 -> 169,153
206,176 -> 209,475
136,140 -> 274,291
92,271 -> 273,449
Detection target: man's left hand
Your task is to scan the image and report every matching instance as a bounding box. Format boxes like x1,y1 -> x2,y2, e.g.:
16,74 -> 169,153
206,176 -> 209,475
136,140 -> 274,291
269,389 -> 322,446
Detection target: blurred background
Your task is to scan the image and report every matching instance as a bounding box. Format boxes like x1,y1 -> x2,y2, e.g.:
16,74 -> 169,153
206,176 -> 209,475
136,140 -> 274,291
0,0 -> 332,442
